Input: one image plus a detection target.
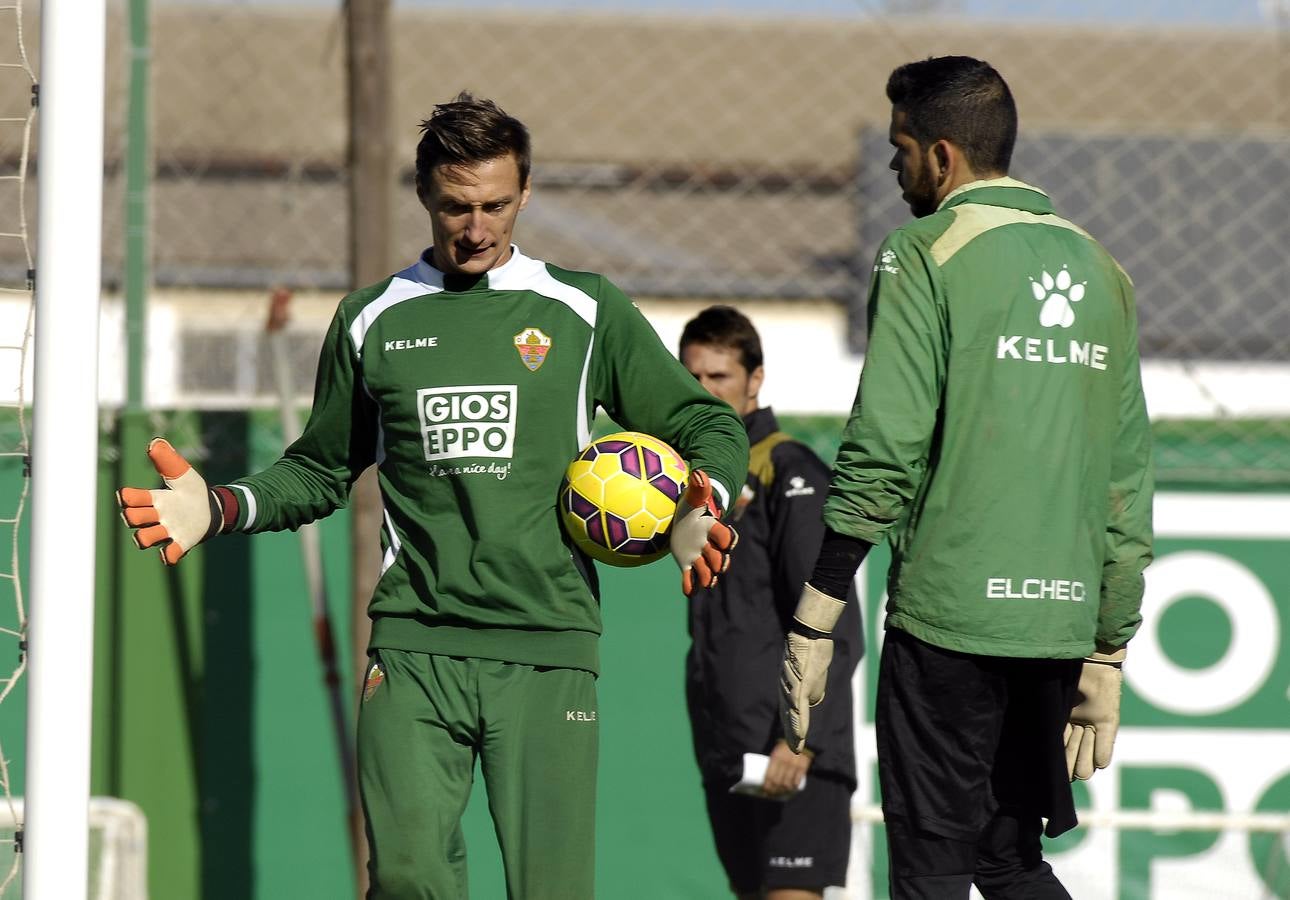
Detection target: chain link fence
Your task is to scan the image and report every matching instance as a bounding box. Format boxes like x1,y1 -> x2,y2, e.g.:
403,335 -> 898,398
0,2 -> 1285,895
8,0 -> 1290,470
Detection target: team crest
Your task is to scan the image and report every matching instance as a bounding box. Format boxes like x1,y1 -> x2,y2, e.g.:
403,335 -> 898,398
363,662 -> 385,702
513,327 -> 552,372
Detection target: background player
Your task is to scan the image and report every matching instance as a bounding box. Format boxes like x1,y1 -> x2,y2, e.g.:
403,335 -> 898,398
681,305 -> 860,900
778,56 -> 1153,899
118,92 -> 748,899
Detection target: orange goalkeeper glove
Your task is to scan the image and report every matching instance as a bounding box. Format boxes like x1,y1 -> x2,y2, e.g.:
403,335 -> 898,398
117,437 -> 236,565
669,469 -> 737,597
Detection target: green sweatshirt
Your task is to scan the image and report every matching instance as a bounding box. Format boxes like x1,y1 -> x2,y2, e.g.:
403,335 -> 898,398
225,247 -> 749,674
825,178 -> 1153,659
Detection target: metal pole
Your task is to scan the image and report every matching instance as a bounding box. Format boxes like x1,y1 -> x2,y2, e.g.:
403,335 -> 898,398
264,289 -> 360,847
345,1 -> 392,893
124,0 -> 151,412
24,0 -> 106,897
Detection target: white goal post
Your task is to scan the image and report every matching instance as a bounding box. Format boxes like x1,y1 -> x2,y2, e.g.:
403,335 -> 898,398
25,1 -> 107,898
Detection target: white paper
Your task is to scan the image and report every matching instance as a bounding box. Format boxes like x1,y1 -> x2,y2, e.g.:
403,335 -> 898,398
727,752 -> 807,800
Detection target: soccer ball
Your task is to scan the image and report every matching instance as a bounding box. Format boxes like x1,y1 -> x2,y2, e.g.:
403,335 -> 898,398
559,431 -> 689,567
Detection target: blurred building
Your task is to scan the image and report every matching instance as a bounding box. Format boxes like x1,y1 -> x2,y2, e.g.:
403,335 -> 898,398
2,5 -> 1286,422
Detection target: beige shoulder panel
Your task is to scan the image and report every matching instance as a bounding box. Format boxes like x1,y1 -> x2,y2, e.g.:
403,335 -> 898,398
747,430 -> 795,490
930,204 -> 1095,267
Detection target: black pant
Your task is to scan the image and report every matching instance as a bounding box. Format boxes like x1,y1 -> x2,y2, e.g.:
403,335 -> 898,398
876,628 -> 1081,900
886,812 -> 1071,900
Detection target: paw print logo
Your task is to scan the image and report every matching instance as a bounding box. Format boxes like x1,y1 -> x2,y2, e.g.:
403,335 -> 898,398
874,249 -> 900,276
1030,266 -> 1085,328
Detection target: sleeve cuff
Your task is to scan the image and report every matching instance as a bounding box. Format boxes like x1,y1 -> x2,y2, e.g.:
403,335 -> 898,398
708,477 -> 731,514
219,483 -> 258,531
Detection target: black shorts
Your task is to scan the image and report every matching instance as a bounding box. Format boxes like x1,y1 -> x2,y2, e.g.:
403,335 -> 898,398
703,771 -> 853,893
876,627 -> 1082,842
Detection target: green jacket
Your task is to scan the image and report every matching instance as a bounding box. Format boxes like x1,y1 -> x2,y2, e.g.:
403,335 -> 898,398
225,247 -> 749,674
825,178 -> 1153,658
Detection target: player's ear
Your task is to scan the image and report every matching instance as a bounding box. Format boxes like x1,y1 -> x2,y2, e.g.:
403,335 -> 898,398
518,177 -> 532,211
747,365 -> 765,401
932,140 -> 954,186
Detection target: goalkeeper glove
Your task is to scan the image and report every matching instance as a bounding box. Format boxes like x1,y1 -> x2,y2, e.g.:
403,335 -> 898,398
1064,645 -> 1127,781
669,469 -> 737,597
780,582 -> 847,754
117,437 -> 235,565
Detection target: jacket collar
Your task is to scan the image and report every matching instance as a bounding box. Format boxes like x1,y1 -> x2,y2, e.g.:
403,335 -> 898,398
743,406 -> 780,445
938,177 -> 1053,216
415,244 -> 527,293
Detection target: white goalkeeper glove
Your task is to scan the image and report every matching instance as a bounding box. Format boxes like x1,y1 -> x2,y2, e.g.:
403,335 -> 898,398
669,468 -> 738,597
779,582 -> 847,754
117,437 -> 233,566
1064,645 -> 1127,781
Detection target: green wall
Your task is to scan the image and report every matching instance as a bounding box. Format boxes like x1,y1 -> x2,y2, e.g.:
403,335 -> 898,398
0,415 -> 27,837
0,408 -> 1287,897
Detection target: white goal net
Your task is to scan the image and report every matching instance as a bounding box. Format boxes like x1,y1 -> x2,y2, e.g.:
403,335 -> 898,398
0,797 -> 147,900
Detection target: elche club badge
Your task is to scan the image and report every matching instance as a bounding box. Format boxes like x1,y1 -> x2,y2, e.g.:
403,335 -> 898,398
514,327 -> 552,372
363,662 -> 385,702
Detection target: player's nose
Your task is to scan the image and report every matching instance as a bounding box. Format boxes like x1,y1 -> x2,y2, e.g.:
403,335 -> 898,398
463,212 -> 489,242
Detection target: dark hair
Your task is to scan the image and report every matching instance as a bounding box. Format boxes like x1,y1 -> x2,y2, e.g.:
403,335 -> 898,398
415,92 -> 531,203
679,305 -> 763,373
886,56 -> 1017,175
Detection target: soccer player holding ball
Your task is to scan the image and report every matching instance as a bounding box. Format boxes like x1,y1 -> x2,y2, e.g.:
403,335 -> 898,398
118,93 -> 747,899
778,57 -> 1153,898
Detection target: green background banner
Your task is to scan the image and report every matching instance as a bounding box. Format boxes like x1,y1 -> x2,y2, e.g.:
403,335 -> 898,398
0,410 -> 1287,897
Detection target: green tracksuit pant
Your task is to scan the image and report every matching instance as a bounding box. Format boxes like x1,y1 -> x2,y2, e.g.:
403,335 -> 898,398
358,649 -> 599,899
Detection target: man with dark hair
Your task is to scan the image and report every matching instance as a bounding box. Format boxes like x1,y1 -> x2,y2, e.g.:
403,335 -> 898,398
680,305 -> 860,900
118,92 -> 748,899
883,54 -> 1017,187
778,56 -> 1153,898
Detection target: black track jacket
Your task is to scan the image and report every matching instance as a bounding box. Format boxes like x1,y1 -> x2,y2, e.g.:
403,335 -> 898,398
685,407 -> 862,788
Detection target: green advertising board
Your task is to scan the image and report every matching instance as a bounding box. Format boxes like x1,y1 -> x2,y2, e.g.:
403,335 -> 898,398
848,491 -> 1290,900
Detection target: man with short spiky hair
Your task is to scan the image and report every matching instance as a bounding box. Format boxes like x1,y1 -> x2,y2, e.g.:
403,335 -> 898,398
777,57 -> 1153,898
118,92 -> 748,898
